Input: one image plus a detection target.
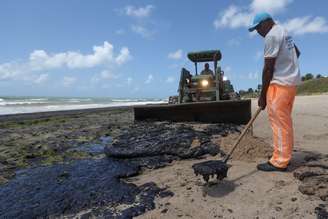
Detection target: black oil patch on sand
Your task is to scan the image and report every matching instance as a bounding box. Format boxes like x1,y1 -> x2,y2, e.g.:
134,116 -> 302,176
0,158 -> 172,219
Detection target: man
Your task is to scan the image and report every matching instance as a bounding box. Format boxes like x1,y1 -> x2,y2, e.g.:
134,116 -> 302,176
249,12 -> 301,171
200,63 -> 214,76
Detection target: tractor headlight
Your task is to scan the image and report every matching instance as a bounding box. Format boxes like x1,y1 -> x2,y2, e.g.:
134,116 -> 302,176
186,78 -> 190,83
201,79 -> 209,87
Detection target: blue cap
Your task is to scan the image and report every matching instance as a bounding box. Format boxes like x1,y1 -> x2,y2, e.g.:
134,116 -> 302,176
248,12 -> 272,32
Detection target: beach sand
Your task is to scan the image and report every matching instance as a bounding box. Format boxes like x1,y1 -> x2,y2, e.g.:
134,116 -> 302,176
0,95 -> 327,218
253,94 -> 328,154
134,95 -> 328,219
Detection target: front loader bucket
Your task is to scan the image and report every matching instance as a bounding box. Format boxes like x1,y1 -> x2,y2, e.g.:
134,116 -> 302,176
134,99 -> 251,125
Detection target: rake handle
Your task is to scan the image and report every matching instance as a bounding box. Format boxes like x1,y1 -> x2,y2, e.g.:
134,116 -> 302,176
223,107 -> 262,163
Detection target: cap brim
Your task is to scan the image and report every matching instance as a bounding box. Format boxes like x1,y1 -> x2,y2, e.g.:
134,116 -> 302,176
248,23 -> 259,32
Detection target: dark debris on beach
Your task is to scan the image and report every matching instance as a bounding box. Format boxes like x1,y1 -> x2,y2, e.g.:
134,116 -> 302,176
0,109 -> 243,219
0,158 -> 173,219
105,121 -> 240,159
293,153 -> 328,218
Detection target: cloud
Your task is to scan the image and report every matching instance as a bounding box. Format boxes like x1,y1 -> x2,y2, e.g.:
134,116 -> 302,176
166,76 -> 175,83
250,0 -> 292,14
124,5 -> 154,18
214,5 -> 252,29
131,24 -> 154,38
63,76 -> 77,87
0,41 -> 130,83
115,47 -> 131,65
283,16 -> 328,35
214,0 -> 327,37
121,5 -> 156,39
34,74 -> 48,84
168,49 -> 183,60
214,0 -> 292,29
29,41 -> 129,70
0,62 -> 22,80
145,74 -> 153,84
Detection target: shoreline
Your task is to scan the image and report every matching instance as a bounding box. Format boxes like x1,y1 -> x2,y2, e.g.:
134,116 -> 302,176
0,105 -> 133,122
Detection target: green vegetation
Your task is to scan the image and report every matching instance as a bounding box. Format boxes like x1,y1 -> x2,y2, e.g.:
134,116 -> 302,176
239,75 -> 327,98
239,87 -> 260,98
297,77 -> 328,95
301,73 -> 314,81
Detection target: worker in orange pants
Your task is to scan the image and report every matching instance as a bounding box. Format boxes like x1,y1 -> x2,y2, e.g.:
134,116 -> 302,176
266,84 -> 296,169
248,12 -> 301,171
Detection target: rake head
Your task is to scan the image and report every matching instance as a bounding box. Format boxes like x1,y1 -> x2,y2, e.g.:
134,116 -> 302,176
192,160 -> 230,183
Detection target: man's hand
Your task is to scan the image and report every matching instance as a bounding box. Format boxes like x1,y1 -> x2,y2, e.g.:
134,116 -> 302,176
259,58 -> 275,110
258,94 -> 267,110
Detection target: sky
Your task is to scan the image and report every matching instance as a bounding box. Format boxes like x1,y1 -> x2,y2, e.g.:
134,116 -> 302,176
0,0 -> 327,98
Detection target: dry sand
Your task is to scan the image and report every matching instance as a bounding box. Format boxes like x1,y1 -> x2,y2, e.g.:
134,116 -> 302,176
134,95 -> 328,219
253,94 -> 328,154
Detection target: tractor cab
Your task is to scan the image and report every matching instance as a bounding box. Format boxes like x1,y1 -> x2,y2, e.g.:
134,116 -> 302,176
175,50 -> 237,103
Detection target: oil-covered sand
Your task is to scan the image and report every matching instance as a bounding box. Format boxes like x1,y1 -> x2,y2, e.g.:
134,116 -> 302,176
0,108 -> 244,218
0,97 -> 328,218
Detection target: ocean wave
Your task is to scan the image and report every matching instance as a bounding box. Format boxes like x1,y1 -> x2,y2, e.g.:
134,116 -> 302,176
111,99 -> 139,102
0,101 -> 49,106
111,98 -> 166,102
0,100 -> 167,115
67,98 -> 92,103
29,98 -> 48,101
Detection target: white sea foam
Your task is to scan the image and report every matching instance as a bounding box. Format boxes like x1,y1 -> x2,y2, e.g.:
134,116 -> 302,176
0,101 -> 48,106
0,98 -> 166,115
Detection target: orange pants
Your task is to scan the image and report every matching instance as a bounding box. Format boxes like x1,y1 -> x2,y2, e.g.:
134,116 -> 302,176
266,84 -> 296,168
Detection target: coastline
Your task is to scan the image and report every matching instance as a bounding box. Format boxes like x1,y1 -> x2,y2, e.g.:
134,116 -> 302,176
0,105 -> 133,122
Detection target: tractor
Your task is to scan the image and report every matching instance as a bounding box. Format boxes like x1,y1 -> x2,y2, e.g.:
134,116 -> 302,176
134,49 -> 251,125
169,50 -> 239,104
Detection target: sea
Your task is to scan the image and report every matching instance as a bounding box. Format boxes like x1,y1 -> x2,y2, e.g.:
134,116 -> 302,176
0,96 -> 167,115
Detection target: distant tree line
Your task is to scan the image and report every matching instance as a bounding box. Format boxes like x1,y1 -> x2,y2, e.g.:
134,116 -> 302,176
301,73 -> 325,81
239,73 -> 326,97
239,84 -> 262,97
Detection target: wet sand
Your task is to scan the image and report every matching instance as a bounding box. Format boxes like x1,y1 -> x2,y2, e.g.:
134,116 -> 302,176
0,107 -> 134,184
